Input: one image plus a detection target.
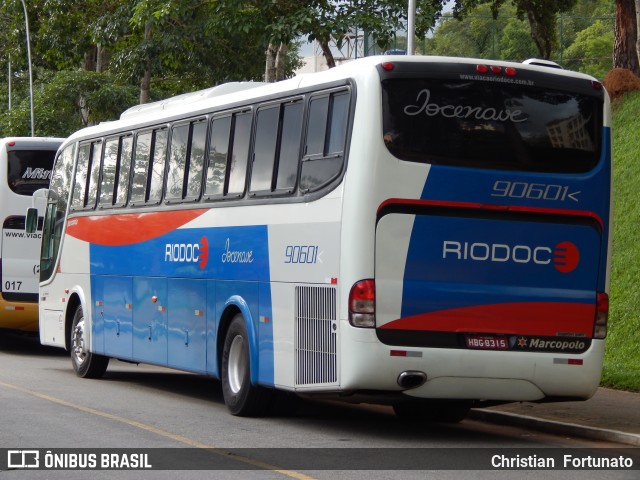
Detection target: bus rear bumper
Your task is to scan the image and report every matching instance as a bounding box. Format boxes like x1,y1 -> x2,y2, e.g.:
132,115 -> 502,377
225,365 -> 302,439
340,332 -> 605,403
0,296 -> 39,331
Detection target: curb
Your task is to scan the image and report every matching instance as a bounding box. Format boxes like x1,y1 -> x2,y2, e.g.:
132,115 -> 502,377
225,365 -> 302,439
469,409 -> 640,447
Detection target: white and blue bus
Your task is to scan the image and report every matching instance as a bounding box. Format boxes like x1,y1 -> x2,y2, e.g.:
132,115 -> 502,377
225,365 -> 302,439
0,137 -> 63,332
29,56 -> 611,420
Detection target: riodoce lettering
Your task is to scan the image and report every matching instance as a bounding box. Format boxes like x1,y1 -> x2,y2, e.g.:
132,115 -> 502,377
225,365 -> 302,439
403,89 -> 527,123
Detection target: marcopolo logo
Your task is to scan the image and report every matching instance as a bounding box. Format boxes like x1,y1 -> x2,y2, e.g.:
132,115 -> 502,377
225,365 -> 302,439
517,336 -> 587,352
164,236 -> 209,270
442,240 -> 580,273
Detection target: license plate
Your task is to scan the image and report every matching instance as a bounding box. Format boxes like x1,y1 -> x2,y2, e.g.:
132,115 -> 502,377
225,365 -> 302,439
465,334 -> 509,350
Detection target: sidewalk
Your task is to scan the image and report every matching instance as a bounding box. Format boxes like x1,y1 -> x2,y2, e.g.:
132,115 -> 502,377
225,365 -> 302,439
469,388 -> 640,446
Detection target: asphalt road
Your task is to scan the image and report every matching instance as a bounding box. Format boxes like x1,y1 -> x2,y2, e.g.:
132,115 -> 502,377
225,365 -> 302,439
0,331 -> 636,480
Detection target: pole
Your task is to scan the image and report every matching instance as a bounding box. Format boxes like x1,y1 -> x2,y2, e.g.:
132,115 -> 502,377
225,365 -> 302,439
20,0 -> 34,136
407,0 -> 416,55
8,55 -> 11,112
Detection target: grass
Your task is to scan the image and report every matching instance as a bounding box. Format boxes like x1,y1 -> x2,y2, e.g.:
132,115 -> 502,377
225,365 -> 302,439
601,90 -> 640,392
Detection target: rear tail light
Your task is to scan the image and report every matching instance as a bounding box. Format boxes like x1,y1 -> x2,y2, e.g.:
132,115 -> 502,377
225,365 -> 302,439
476,65 -> 517,76
594,292 -> 608,339
349,279 -> 375,328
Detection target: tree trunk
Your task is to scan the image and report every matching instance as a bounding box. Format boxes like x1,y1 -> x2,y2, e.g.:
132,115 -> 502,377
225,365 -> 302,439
319,40 -> 336,68
140,21 -> 153,104
96,44 -> 108,73
83,46 -> 97,72
636,0 -> 640,68
265,43 -> 277,82
522,5 -> 556,59
275,42 -> 288,81
614,0 -> 640,75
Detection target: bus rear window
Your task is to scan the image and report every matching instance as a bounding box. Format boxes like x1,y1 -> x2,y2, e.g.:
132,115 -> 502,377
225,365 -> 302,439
7,149 -> 56,195
381,79 -> 602,173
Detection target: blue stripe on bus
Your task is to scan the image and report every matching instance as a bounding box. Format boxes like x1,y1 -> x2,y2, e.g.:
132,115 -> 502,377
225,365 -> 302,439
89,224 -> 274,385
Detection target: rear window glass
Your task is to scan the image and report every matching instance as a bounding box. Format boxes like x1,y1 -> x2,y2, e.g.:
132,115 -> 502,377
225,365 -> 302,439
381,79 -> 602,173
7,149 -> 56,195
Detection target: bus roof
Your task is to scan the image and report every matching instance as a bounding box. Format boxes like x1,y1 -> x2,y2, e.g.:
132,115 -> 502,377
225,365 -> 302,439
62,55 -> 603,146
0,137 -> 65,149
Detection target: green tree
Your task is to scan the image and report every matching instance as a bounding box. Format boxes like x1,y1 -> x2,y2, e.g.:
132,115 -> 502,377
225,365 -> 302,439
564,20 -> 614,77
1,70 -> 137,137
455,0 -> 578,59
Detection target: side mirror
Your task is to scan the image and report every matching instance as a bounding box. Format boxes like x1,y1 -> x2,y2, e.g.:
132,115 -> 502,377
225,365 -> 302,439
25,207 -> 39,234
26,188 -> 50,234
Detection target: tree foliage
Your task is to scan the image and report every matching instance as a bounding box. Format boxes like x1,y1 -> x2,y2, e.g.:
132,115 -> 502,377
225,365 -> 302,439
454,0 -> 579,59
0,0 -> 624,138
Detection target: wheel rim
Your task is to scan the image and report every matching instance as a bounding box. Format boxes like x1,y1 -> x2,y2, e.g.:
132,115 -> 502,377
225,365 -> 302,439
72,318 -> 87,366
227,335 -> 246,394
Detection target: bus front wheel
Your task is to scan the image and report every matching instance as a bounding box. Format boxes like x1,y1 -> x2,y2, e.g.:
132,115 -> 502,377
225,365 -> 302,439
70,306 -> 109,378
221,314 -> 272,416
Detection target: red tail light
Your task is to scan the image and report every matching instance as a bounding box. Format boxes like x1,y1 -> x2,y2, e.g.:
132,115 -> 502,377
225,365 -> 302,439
594,292 -> 608,339
349,279 -> 375,328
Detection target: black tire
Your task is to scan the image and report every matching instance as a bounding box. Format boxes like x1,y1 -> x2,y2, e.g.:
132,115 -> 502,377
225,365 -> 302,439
70,306 -> 109,378
221,314 -> 272,416
393,400 -> 471,424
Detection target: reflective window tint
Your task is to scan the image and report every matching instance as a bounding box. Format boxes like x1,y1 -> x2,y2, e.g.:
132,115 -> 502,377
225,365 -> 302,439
131,132 -> 151,203
166,124 -> 189,200
115,136 -> 133,206
71,144 -> 90,208
276,101 -> 303,192
86,141 -> 102,208
305,97 -> 328,156
187,120 -> 207,198
251,106 -> 279,193
206,116 -> 231,197
148,129 -> 168,203
99,138 -> 119,206
227,113 -> 251,197
327,93 -> 349,154
381,79 -> 602,173
301,90 -> 350,192
7,149 -> 55,195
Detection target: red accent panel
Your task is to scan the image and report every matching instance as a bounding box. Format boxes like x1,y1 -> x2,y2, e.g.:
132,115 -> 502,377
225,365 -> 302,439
379,302 -> 595,337
66,209 -> 208,246
377,198 -> 603,230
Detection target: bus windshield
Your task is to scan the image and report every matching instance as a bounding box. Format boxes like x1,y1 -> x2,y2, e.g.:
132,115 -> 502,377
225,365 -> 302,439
7,149 -> 55,195
381,78 -> 603,173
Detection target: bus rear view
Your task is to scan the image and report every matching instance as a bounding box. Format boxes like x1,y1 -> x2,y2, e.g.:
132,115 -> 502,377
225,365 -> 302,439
354,59 -> 611,419
0,137 -> 63,332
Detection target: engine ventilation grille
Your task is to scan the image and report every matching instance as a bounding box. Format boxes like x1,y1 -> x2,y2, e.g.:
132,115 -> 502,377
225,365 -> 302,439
295,286 -> 338,386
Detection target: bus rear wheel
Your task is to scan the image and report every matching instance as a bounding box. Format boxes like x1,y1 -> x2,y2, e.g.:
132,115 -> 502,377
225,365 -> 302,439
70,306 -> 109,378
221,314 -> 272,416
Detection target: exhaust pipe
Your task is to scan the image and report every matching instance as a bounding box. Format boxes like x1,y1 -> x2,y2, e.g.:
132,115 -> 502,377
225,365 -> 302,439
397,371 -> 427,389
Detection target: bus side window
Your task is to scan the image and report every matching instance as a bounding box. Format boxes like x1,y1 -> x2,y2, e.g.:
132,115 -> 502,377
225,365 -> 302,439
131,132 -> 152,205
71,143 -> 91,209
99,138 -> 119,207
275,100 -> 303,193
205,115 -> 232,198
148,128 -> 168,204
250,105 -> 279,194
186,119 -> 207,199
300,90 -> 349,193
86,141 -> 103,209
166,123 -> 190,202
114,135 -> 133,207
226,112 -> 251,198
250,99 -> 303,196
